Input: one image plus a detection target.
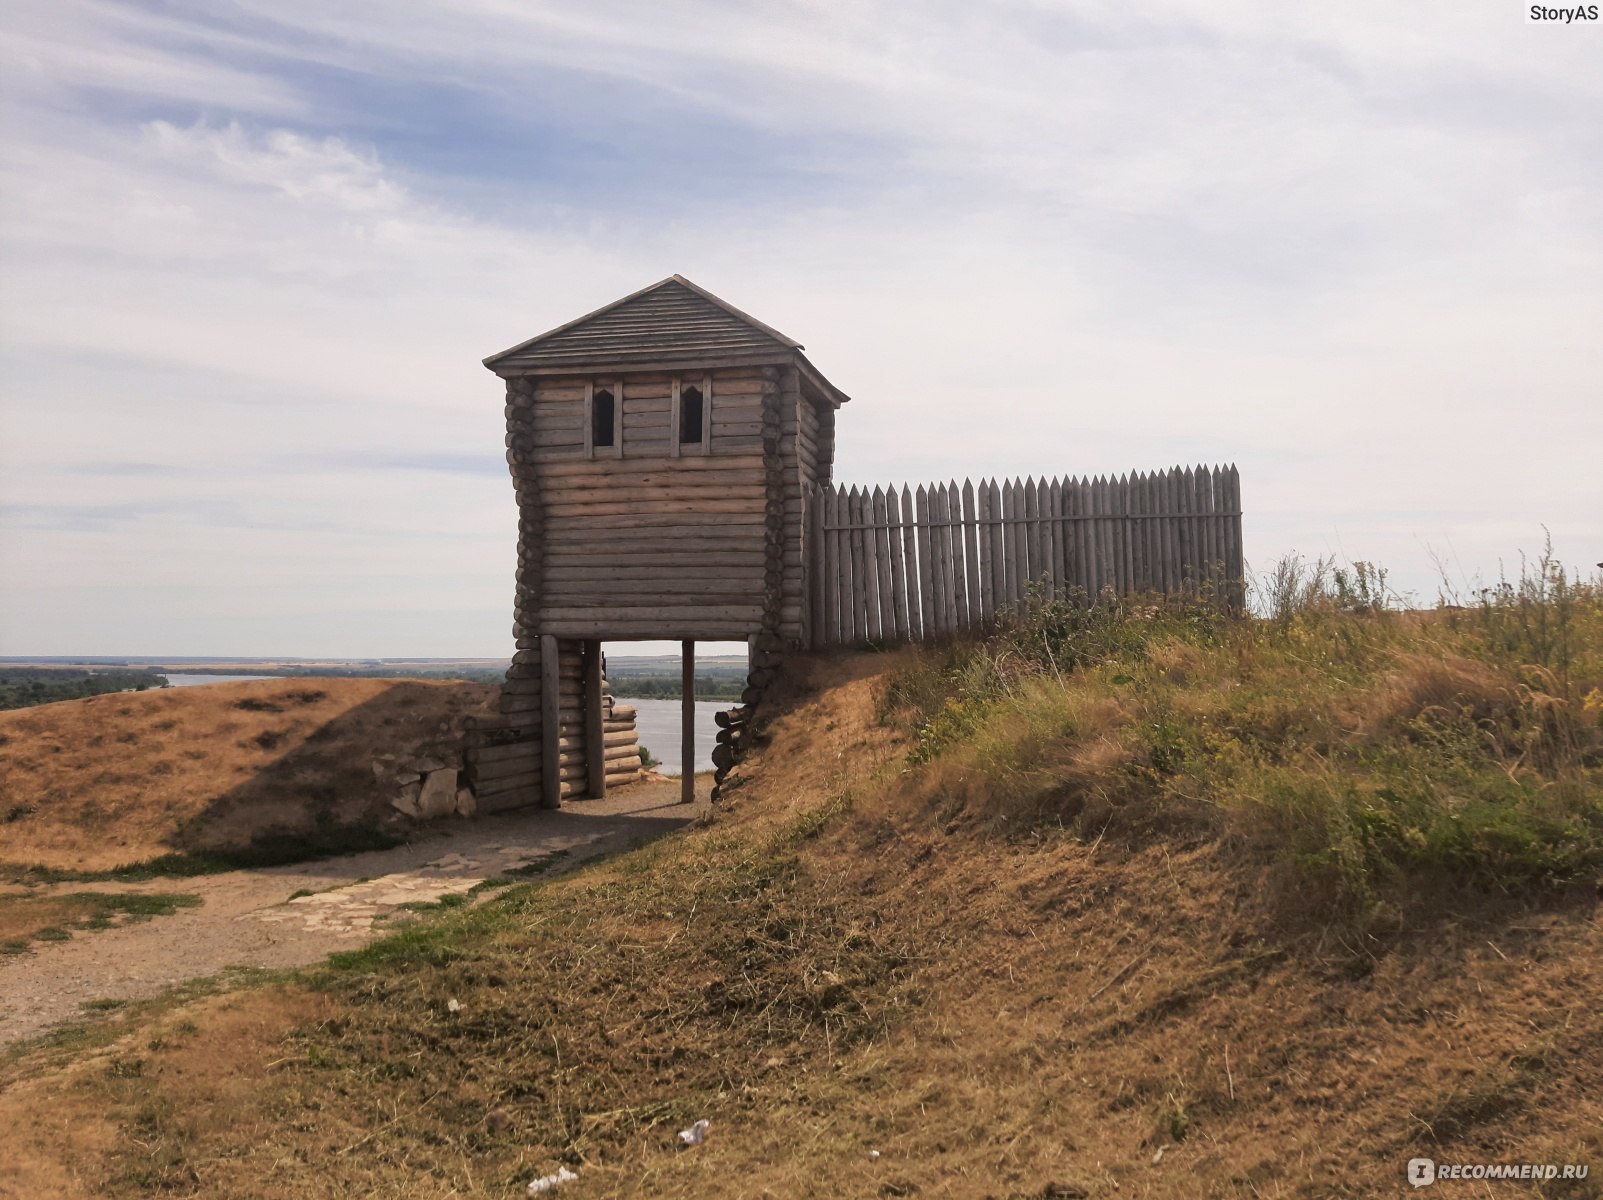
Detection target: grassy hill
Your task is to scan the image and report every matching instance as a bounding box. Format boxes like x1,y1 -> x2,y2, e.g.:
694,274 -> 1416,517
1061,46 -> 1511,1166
0,678 -> 495,875
1,565 -> 1599,1197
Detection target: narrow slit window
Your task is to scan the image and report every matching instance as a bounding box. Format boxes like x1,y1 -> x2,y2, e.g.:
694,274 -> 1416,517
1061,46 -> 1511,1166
591,388 -> 616,449
678,385 -> 704,445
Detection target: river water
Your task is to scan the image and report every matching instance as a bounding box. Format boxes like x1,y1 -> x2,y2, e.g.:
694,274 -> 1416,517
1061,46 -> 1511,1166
623,698 -> 727,776
159,673 -> 275,687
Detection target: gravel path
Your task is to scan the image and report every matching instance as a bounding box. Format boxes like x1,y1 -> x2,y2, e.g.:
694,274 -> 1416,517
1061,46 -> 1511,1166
0,778 -> 709,1048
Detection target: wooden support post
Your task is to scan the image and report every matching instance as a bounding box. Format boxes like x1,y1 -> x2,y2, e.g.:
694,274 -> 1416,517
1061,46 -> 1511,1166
540,634 -> 561,809
583,639 -> 606,799
681,640 -> 696,805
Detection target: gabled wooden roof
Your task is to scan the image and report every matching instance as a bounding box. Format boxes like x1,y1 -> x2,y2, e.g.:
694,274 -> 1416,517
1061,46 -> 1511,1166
484,275 -> 847,404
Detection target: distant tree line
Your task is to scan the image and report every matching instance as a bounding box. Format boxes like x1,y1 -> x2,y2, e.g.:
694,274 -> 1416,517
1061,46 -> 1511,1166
609,673 -> 744,702
0,668 -> 169,711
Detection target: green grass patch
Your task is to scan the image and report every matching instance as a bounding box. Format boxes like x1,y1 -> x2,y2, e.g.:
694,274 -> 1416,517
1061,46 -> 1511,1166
0,891 -> 203,954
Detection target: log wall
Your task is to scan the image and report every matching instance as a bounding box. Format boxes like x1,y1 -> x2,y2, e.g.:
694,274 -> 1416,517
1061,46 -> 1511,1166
517,367 -> 806,641
810,466 -> 1245,647
497,357 -> 838,806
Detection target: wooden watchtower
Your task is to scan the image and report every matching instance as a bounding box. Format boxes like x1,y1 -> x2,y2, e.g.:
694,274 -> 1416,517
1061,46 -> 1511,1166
476,276 -> 848,808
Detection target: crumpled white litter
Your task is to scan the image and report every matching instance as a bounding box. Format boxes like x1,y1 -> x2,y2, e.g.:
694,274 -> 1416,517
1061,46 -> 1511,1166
676,1118 -> 710,1147
527,1166 -> 578,1194
447,998 -> 461,1014
868,1150 -> 881,1161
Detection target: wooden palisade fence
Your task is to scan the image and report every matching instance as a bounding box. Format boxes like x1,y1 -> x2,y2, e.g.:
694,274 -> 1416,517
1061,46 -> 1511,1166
808,465 -> 1243,647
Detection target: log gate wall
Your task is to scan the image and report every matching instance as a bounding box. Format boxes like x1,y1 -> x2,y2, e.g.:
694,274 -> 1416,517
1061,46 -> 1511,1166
466,277 -> 1247,812
808,465 -> 1243,648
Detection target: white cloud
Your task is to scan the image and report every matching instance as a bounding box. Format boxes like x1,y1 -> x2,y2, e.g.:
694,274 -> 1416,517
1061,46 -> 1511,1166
1,1 -> 1599,655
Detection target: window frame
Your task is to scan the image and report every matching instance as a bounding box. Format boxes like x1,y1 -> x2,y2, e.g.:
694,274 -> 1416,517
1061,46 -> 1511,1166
584,379 -> 623,459
669,374 -> 713,457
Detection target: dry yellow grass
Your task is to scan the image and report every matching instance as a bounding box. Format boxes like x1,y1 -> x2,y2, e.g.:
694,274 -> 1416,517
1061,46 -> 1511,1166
0,679 -> 494,872
0,650 -> 1597,1198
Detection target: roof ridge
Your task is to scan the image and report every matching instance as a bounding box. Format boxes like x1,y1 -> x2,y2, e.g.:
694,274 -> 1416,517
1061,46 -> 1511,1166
483,276 -> 800,367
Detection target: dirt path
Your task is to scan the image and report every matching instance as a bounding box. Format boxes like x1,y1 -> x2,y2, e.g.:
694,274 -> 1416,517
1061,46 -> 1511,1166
0,778 -> 709,1049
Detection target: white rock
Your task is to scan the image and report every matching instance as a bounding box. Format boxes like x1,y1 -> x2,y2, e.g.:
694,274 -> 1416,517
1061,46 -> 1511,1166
527,1166 -> 578,1194
406,755 -> 449,775
417,768 -> 458,818
454,787 -> 477,817
676,1119 -> 709,1148
391,781 -> 424,818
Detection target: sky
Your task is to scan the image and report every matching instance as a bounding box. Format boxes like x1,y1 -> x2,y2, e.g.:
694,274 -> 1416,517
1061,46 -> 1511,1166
1,0 -> 1599,659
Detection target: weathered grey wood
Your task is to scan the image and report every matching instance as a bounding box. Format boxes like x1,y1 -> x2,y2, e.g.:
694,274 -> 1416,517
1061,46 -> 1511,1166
959,480 -> 979,629
808,486 -> 825,648
1012,478 -> 1031,608
475,772 -> 540,802
1117,473 -> 1133,597
932,484 -> 953,634
1135,471 -> 1152,593
1023,477 -> 1041,606
914,485 -> 936,638
540,515 -> 768,534
535,455 -> 766,478
849,487 -> 869,645
862,486 -> 884,643
1038,477 -> 1055,599
1109,474 -> 1124,596
1173,466 -> 1190,592
873,486 -> 896,641
975,479 -> 993,624
987,478 -> 1005,613
540,636 -> 560,809
1053,476 -> 1070,597
1064,476 -> 1083,600
468,740 -> 540,766
1106,474 -> 1122,597
833,480 -> 846,647
1150,470 -> 1166,593
473,755 -> 548,785
681,641 -> 695,804
1204,466 -> 1222,594
583,640 -> 606,799
1225,464 -> 1244,610
900,485 -> 922,641
886,485 -> 910,641
995,479 -> 1011,607
833,487 -> 851,647
1195,465 -> 1210,592
544,620 -> 758,639
940,482 -> 963,630
1091,473 -> 1106,600
997,480 -> 1016,610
